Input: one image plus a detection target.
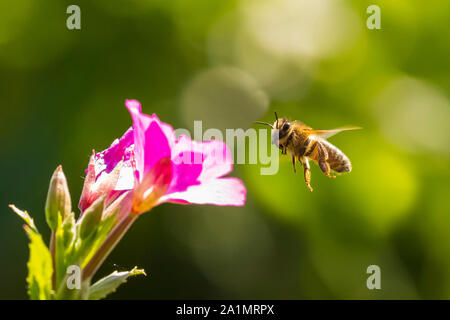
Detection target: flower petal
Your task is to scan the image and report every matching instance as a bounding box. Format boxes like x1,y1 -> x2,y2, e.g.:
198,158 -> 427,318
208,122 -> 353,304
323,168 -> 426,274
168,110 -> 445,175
167,135 -> 233,194
94,128 -> 134,177
162,177 -> 246,206
198,140 -> 233,181
171,135 -> 233,181
126,100 -> 172,176
166,151 -> 203,193
125,100 -> 176,148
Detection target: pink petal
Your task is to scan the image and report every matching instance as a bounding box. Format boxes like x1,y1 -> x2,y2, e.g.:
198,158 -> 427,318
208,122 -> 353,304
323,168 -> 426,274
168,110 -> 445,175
94,127 -> 134,177
198,140 -> 233,181
166,135 -> 233,194
171,135 -> 233,181
126,100 -> 172,176
166,151 -> 203,193
94,142 -> 136,192
161,178 -> 246,206
125,100 -> 176,148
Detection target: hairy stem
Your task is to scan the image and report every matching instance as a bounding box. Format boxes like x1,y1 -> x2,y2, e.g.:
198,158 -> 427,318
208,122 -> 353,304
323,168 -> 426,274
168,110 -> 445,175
82,213 -> 138,281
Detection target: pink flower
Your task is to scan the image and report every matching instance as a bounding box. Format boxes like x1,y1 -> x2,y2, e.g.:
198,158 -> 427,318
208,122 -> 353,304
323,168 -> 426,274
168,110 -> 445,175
79,100 -> 246,215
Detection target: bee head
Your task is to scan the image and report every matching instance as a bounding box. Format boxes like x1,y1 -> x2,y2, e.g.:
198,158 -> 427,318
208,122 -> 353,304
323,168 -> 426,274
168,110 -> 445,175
254,112 -> 292,145
270,113 -> 291,146
273,113 -> 291,137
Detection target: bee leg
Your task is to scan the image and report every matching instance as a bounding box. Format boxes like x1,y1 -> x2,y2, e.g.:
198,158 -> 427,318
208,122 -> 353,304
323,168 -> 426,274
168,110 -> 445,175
317,143 -> 336,178
292,155 -> 296,173
300,157 -> 313,191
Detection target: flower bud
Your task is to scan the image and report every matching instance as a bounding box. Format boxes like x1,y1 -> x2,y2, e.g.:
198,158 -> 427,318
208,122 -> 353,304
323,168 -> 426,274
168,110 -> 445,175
45,166 -> 72,230
78,196 -> 105,239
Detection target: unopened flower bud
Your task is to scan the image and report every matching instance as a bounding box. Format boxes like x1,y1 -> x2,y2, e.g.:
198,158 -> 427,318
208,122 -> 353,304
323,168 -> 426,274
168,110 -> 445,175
45,166 -> 72,230
79,196 -> 105,239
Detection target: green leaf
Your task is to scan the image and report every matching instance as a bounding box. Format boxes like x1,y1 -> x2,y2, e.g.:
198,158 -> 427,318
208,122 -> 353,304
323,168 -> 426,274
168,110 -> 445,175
88,266 -> 146,300
9,204 -> 38,233
24,226 -> 53,300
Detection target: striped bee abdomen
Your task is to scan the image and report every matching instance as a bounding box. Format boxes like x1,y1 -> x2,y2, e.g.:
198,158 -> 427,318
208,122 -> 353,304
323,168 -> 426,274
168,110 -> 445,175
321,140 -> 352,173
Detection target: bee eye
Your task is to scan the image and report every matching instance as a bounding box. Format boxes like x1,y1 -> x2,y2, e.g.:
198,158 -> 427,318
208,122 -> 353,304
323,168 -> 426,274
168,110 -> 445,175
283,122 -> 291,130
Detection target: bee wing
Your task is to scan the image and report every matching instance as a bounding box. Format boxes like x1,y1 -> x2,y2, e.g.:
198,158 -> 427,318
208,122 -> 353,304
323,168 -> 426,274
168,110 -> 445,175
308,127 -> 361,139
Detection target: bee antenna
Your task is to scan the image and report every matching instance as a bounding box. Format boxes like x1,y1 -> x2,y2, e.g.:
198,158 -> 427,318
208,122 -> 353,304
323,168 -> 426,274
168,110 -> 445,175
254,121 -> 273,129
274,112 -> 279,129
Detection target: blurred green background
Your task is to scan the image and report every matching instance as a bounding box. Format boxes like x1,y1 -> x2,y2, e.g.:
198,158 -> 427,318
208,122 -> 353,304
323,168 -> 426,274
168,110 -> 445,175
1,0 -> 449,299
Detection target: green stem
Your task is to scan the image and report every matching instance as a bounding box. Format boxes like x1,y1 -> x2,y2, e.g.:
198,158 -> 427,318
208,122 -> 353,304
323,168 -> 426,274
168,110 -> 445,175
82,213 -> 138,282
50,231 -> 56,290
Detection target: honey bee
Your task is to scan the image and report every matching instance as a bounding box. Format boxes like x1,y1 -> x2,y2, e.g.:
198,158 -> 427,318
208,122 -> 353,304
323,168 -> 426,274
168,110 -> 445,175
255,113 -> 360,191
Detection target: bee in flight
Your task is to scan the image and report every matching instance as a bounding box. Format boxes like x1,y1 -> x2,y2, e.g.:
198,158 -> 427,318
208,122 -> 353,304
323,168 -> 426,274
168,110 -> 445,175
255,113 -> 360,191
